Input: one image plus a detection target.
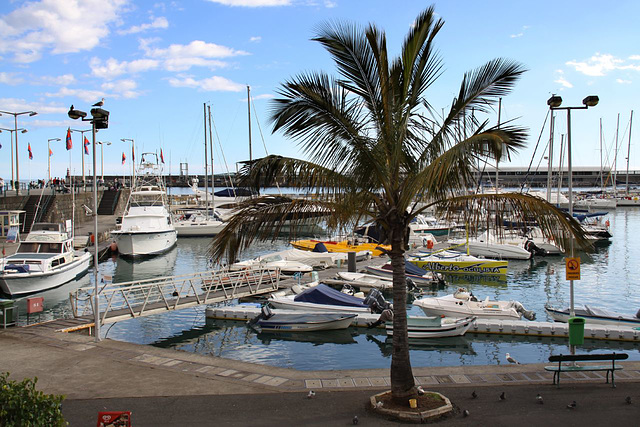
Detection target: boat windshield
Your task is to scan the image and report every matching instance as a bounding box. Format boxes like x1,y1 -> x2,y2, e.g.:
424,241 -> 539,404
17,242 -> 63,253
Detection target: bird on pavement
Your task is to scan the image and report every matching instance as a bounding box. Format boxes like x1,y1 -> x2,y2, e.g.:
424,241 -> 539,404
499,392 -> 506,401
471,390 -> 477,399
462,409 -> 470,417
536,393 -> 543,404
352,415 -> 359,425
567,401 -> 577,409
506,353 -> 520,364
416,386 -> 425,395
625,396 -> 632,405
93,98 -> 105,107
307,390 -> 315,399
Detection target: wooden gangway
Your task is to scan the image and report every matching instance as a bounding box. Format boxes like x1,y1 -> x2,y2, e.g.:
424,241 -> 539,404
70,267 -> 280,325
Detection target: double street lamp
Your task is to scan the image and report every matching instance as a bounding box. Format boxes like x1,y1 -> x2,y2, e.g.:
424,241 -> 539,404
68,104 -> 109,342
48,138 -> 61,184
0,127 -> 27,192
0,110 -> 37,194
547,94 -> 598,352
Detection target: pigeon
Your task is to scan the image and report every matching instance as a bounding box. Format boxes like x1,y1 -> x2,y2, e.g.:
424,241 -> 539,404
352,415 -> 359,425
536,393 -> 543,404
307,390 -> 315,399
567,401 -> 577,409
416,385 -> 425,395
471,390 -> 477,399
462,409 -> 470,417
93,98 -> 105,107
499,392 -> 506,401
506,353 -> 520,364
625,396 -> 632,405
375,401 -> 384,408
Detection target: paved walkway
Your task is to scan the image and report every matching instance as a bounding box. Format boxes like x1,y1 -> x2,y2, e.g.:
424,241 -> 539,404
2,323 -> 640,425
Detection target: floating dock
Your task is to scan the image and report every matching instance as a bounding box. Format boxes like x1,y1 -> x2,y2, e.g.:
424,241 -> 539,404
206,305 -> 640,343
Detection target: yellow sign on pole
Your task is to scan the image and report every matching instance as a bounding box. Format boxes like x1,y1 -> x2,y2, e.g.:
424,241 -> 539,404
566,257 -> 581,280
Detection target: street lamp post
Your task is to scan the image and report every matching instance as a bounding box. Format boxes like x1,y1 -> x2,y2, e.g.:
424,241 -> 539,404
0,128 -> 28,193
70,128 -> 91,190
68,104 -> 109,342
97,141 -> 111,183
48,138 -> 61,184
0,110 -> 37,194
548,94 -> 599,354
121,138 -> 135,187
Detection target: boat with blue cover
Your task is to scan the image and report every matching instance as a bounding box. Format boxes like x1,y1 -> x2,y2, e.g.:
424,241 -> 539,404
268,283 -> 388,313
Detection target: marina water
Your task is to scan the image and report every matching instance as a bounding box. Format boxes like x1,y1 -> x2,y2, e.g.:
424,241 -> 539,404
9,207 -> 640,370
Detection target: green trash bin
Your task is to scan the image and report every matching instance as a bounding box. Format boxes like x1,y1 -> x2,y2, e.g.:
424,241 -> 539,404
0,299 -> 17,328
568,316 -> 585,346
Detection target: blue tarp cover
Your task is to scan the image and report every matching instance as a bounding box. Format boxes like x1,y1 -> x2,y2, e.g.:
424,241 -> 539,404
381,260 -> 429,277
294,283 -> 368,307
312,242 -> 328,253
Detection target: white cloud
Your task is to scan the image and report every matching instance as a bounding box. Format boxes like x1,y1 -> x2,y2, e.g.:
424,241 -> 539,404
616,78 -> 632,84
510,33 -> 523,38
144,40 -> 248,72
510,25 -> 530,38
246,93 -> 274,101
629,55 -> 640,61
90,57 -> 160,79
168,75 -> 245,92
206,0 -> 291,6
554,76 -> 573,88
566,53 -> 624,76
324,1 -> 337,7
0,98 -> 68,114
40,74 -> 76,86
0,72 -> 24,85
44,87 -> 107,103
0,0 -> 127,63
118,16 -> 169,35
249,36 -> 262,43
102,79 -> 141,98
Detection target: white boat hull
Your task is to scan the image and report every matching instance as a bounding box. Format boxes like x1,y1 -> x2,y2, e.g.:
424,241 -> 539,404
386,316 -> 475,338
269,295 -> 371,313
175,222 -> 225,236
0,252 -> 92,296
113,230 -> 177,257
258,313 -> 356,332
448,239 -> 532,260
545,306 -> 640,328
414,294 -> 524,320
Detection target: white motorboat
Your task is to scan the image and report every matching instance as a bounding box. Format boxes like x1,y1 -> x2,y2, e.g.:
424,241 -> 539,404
385,315 -> 476,339
174,211 -> 225,237
409,250 -> 508,275
269,283 -> 387,314
414,288 -> 536,320
448,230 -> 533,260
364,261 -> 443,286
231,248 -> 344,271
0,222 -> 91,296
574,197 -> 617,210
111,153 -> 177,257
409,214 -> 455,237
545,305 -> 640,328
331,271 -> 394,292
249,305 -> 356,332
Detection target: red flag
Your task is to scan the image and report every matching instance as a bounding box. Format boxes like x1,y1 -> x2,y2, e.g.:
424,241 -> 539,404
84,136 -> 90,155
28,143 -> 33,160
49,147 -> 53,157
122,152 -> 126,165
160,149 -> 165,164
66,128 -> 72,150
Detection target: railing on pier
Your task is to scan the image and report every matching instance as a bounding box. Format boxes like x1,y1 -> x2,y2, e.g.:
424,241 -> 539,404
69,267 -> 280,325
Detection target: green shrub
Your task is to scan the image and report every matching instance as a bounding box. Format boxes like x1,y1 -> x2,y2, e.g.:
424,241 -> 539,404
0,372 -> 66,426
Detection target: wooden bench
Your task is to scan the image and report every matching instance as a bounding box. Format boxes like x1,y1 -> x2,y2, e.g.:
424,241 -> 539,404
545,353 -> 628,387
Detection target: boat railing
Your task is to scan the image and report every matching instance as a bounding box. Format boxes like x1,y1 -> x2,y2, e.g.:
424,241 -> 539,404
69,266 -> 280,324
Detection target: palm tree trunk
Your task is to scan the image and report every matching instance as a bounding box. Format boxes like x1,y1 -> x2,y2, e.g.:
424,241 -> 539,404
390,224 -> 416,401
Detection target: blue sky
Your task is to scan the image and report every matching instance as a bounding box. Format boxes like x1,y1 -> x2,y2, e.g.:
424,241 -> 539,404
1,0 -> 638,182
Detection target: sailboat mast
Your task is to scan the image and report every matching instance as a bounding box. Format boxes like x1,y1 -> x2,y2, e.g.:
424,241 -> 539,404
547,112 -> 555,203
203,102 -> 209,216
496,98 -> 501,195
626,110 -> 634,195
614,113 -> 620,197
208,105 -> 215,210
247,85 -> 252,175
600,118 -> 604,193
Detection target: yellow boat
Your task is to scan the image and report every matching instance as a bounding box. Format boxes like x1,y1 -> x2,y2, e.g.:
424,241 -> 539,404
408,250 -> 508,275
290,239 -> 391,257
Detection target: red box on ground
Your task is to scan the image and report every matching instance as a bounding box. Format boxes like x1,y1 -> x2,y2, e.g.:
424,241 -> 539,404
97,411 -> 131,427
27,297 -> 44,314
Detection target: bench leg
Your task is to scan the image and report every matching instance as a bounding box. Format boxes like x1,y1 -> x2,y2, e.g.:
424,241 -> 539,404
606,370 -> 609,384
611,370 -> 615,388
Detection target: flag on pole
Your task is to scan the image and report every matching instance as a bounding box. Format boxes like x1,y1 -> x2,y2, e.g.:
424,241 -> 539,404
122,152 -> 126,165
160,148 -> 165,164
84,136 -> 90,155
132,145 -> 135,161
66,128 -> 72,150
49,147 -> 53,157
28,143 -> 33,160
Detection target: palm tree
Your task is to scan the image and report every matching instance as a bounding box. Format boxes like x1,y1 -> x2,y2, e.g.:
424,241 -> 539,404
210,6 -> 586,401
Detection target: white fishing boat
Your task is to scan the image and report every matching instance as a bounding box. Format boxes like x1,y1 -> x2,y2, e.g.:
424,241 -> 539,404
364,261 -> 443,286
331,271 -> 394,292
269,283 -> 387,314
545,305 -> 640,327
111,153 -> 177,257
448,230 -> 533,260
249,305 -> 356,332
385,315 -> 476,339
414,288 -> 536,320
231,248 -> 344,271
0,222 -> 91,296
173,211 -> 225,237
409,214 -> 455,237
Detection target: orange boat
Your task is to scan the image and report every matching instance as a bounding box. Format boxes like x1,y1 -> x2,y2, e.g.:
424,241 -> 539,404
290,239 -> 390,257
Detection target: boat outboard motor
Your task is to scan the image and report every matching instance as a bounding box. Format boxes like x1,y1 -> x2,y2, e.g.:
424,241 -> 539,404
524,238 -> 547,257
248,304 -> 274,326
406,278 -> 419,293
363,288 -> 391,314
513,301 -> 536,320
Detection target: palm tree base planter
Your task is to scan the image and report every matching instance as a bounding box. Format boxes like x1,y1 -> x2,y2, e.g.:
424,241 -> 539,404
370,390 -> 453,423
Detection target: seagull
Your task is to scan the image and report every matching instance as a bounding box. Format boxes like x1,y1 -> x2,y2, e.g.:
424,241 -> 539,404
567,401 -> 577,409
471,390 -> 477,399
307,390 -> 315,399
462,409 -> 470,417
416,386 -> 425,395
93,98 -> 105,107
625,396 -> 632,405
352,415 -> 359,425
499,392 -> 506,401
536,393 -> 544,404
506,353 -> 520,364
375,401 -> 384,408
